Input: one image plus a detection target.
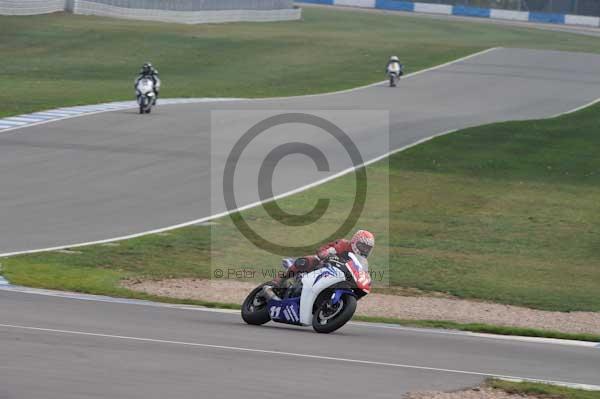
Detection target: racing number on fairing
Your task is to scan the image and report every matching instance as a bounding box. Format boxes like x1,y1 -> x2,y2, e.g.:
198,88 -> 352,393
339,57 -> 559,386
270,306 -> 282,318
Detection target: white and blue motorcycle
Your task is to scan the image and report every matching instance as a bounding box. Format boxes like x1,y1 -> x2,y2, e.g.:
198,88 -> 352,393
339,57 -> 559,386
135,77 -> 157,114
387,63 -> 403,87
241,254 -> 372,334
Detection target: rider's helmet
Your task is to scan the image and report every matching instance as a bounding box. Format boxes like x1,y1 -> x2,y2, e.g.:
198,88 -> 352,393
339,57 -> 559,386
142,63 -> 153,74
351,230 -> 375,258
389,55 -> 400,63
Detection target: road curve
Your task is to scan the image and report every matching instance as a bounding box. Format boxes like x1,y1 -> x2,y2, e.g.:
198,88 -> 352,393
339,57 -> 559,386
0,288 -> 598,399
1,47 -> 600,254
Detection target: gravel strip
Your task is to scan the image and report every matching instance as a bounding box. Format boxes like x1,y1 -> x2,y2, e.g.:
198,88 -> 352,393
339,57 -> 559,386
122,278 -> 600,335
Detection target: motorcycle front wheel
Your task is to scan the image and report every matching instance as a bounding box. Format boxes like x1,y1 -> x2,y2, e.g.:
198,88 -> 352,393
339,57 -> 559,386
241,284 -> 271,325
312,292 -> 357,334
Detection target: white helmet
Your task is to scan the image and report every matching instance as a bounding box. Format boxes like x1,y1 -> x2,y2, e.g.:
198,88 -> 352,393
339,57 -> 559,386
390,56 -> 399,62
351,230 -> 375,258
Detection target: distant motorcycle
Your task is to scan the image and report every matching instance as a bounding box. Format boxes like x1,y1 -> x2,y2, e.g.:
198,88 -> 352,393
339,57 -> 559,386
135,77 -> 156,114
241,254 -> 372,334
387,63 -> 403,87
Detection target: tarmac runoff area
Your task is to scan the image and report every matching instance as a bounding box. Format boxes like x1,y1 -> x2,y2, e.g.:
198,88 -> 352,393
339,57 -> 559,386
0,286 -> 599,399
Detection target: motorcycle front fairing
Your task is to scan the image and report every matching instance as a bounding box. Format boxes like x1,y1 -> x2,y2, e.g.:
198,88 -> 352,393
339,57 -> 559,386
267,265 -> 347,327
299,265 -> 347,326
136,79 -> 154,95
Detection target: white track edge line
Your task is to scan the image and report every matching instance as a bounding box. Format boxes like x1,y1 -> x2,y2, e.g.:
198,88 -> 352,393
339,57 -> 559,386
348,321 -> 600,348
1,88 -> 599,258
0,127 -> 458,258
0,98 -> 244,136
0,47 -> 503,257
0,47 -> 500,137
0,50 -> 598,349
1,284 -> 598,349
0,322 -> 598,390
550,96 -> 600,118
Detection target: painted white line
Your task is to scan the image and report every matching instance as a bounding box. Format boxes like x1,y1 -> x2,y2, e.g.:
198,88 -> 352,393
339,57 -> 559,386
0,98 -> 245,136
30,112 -> 71,117
0,322 -> 597,390
0,276 -> 10,286
0,47 -> 500,138
31,112 -> 77,118
0,120 -> 27,126
0,284 -> 236,312
235,47 -> 502,102
27,114 -> 54,119
551,96 -> 600,118
349,322 -> 599,348
1,284 -> 597,349
0,128 -> 459,258
1,95 -> 598,258
0,48 -> 502,257
52,109 -> 86,114
3,117 -> 46,123
66,107 -> 102,112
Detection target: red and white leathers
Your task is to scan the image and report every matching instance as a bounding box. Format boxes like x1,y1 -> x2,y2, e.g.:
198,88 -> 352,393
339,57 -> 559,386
273,230 -> 375,285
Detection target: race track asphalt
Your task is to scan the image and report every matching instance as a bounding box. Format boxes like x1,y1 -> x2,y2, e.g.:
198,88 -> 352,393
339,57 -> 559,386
2,17 -> 600,399
1,47 -> 599,254
0,288 -> 599,399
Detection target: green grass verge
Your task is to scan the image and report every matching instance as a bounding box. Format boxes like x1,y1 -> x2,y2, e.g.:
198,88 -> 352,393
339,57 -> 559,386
4,7 -> 600,117
2,6 -> 600,316
5,100 -> 599,313
488,379 -> 600,399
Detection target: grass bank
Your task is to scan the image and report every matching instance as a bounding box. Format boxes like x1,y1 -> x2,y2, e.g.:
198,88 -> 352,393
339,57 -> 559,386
3,8 -> 600,117
488,379 -> 600,399
3,102 -> 600,313
2,6 -> 600,325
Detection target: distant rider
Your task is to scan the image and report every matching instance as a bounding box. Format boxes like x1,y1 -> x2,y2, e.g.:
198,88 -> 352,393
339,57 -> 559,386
135,62 -> 160,104
386,55 -> 403,77
268,230 -> 375,291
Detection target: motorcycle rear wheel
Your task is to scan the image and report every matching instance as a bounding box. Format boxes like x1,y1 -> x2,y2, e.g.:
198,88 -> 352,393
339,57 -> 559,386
312,292 -> 357,334
241,284 -> 271,325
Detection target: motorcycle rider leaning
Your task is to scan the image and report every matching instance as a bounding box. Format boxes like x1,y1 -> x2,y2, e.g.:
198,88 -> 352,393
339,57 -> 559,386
265,230 -> 375,298
135,62 -> 160,104
386,55 -> 403,76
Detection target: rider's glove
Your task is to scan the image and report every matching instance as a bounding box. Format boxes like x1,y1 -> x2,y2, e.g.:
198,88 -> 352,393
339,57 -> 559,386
317,246 -> 337,260
326,255 -> 340,263
281,258 -> 294,270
